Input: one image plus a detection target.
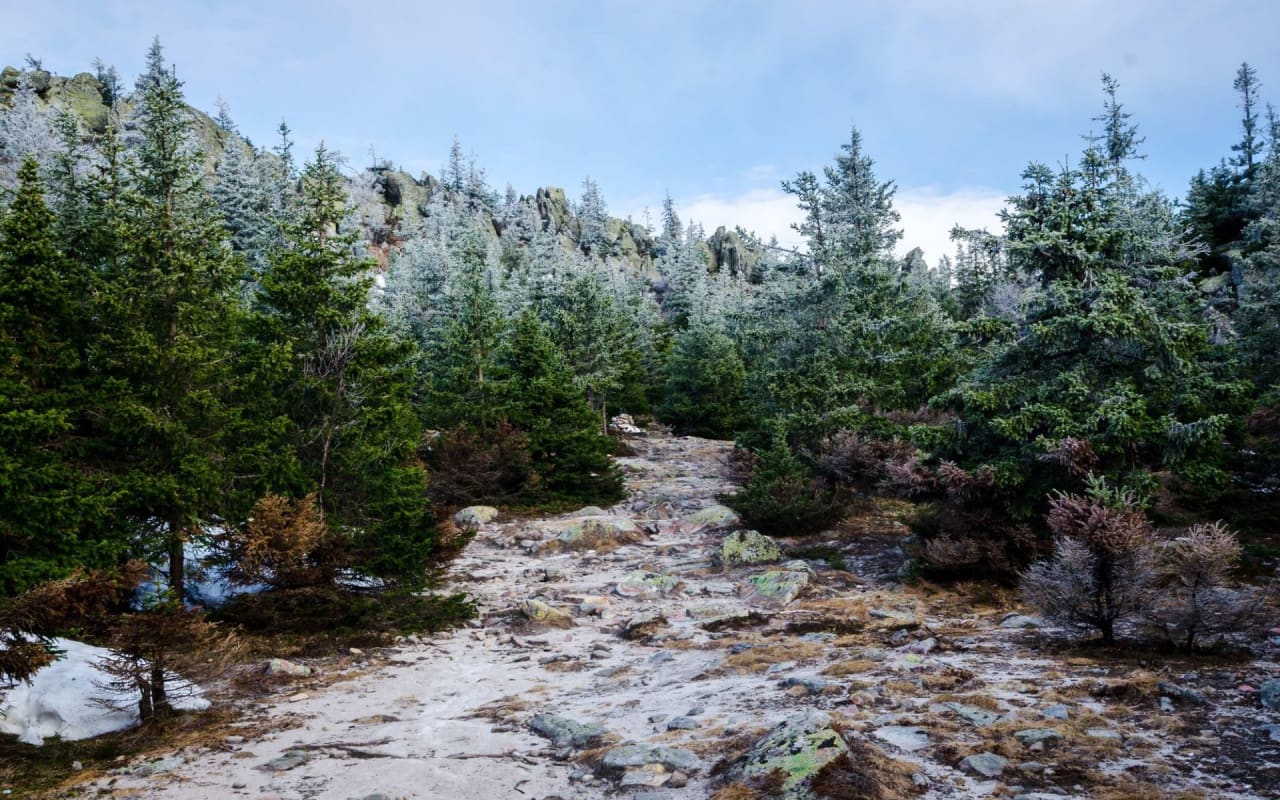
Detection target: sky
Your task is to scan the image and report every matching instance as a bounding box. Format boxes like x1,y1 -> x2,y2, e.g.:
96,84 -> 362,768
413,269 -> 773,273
4,0 -> 1279,262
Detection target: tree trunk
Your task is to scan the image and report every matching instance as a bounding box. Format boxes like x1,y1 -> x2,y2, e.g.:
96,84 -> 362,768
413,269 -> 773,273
168,523 -> 185,601
150,663 -> 172,718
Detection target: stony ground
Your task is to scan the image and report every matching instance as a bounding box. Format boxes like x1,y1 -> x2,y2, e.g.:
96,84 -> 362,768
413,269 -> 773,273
73,430 -> 1280,799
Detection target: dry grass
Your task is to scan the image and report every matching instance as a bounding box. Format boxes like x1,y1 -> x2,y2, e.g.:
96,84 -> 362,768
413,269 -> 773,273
823,658 -> 881,677
721,641 -> 826,673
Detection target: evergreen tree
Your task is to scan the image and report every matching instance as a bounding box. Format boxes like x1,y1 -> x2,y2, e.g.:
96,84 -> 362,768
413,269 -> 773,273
494,310 -> 623,502
0,160 -> 119,594
662,320 -> 748,438
253,144 -> 437,582
576,176 -> 612,256
93,41 -> 243,598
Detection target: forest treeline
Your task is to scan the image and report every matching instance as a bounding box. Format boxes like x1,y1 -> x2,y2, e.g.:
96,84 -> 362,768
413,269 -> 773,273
0,39 -> 1278,700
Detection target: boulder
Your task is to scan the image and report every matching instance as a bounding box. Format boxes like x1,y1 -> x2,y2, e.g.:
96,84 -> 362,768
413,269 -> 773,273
714,530 -> 783,567
687,504 -> 740,529
620,612 -> 668,641
600,744 -> 699,774
529,714 -> 608,749
873,725 -> 929,753
741,568 -> 809,607
730,710 -> 850,797
614,570 -> 681,599
265,658 -> 312,677
961,752 -> 1008,778
1259,679 -> 1280,711
454,506 -> 499,527
518,599 -> 574,629
555,517 -> 644,550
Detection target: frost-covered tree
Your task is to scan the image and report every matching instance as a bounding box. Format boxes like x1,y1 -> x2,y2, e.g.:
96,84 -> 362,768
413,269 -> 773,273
0,70 -> 56,192
213,133 -> 272,275
576,176 -> 612,256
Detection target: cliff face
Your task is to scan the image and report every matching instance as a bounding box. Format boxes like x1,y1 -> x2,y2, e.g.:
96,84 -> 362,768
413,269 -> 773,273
2,67 -> 773,281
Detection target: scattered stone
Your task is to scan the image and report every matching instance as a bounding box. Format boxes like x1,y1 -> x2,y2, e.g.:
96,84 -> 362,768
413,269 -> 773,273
529,714 -> 608,749
620,764 -> 670,787
1263,724 -> 1280,742
765,661 -> 797,675
1159,696 -> 1175,713
454,506 -> 499,527
1086,728 -> 1123,740
999,614 -> 1043,629
518,599 -> 575,629
713,530 -> 783,567
225,735 -> 246,744
1040,704 -> 1070,721
873,726 -> 930,752
935,701 -> 1002,727
614,571 -> 681,599
898,637 -> 937,655
620,612 -> 668,641
687,504 -> 740,529
555,517 -> 645,550
727,710 -> 849,796
569,506 -> 609,518
701,580 -> 737,595
259,751 -> 310,772
1259,679 -> 1280,711
686,705 -> 705,716
231,781 -> 247,789
287,692 -> 309,702
1015,729 -> 1062,746
265,658 -> 312,677
578,596 -> 611,616
779,676 -> 837,695
71,760 -> 82,771
868,608 -> 919,630
668,771 -> 689,788
961,752 -> 1009,778
609,414 -> 643,435
741,568 -> 809,607
600,744 -> 698,774
131,756 -> 185,777
1158,682 -> 1207,705
666,716 -> 700,730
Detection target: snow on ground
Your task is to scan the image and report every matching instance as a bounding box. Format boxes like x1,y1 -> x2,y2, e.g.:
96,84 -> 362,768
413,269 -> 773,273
0,638 -> 208,746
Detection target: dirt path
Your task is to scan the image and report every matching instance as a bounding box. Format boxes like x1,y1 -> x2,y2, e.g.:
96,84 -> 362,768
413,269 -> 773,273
81,431 -> 1280,799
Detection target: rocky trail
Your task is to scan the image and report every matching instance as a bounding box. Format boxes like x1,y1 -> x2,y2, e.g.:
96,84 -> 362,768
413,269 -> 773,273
79,431 -> 1280,799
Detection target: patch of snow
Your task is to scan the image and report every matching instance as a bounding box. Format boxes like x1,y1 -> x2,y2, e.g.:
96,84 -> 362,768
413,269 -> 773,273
0,639 -> 208,746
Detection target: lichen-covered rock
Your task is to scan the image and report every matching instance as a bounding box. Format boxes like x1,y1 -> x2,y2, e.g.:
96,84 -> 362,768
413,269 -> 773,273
454,506 -> 500,527
687,504 -> 740,529
528,714 -> 608,749
741,568 -> 809,607
517,599 -> 574,629
555,517 -> 644,550
600,744 -> 699,774
569,505 -> 609,518
732,710 -> 849,798
614,570 -> 681,599
714,530 -> 783,566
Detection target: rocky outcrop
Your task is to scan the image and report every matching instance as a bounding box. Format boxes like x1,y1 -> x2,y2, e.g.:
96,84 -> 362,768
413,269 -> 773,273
708,225 -> 765,279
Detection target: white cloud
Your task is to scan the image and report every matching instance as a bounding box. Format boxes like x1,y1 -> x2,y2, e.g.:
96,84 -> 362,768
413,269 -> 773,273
670,185 -> 1007,265
895,186 -> 1008,263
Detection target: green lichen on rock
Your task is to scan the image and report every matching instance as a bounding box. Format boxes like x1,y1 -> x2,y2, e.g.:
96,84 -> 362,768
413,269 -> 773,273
614,570 -> 681,598
555,517 -> 643,549
736,710 -> 850,799
715,530 -> 783,566
741,568 -> 809,606
688,504 -> 740,528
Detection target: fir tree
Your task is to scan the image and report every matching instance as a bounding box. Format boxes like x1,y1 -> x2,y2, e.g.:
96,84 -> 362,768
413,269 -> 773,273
0,160 -> 119,594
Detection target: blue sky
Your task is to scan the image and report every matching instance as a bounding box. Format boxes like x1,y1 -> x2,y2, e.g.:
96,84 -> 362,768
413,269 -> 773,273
5,0 -> 1279,261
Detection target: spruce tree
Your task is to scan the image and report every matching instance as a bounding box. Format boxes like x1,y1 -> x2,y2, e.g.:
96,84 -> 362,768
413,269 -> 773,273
254,144 -> 436,582
93,41 -> 243,598
0,160 -> 119,594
